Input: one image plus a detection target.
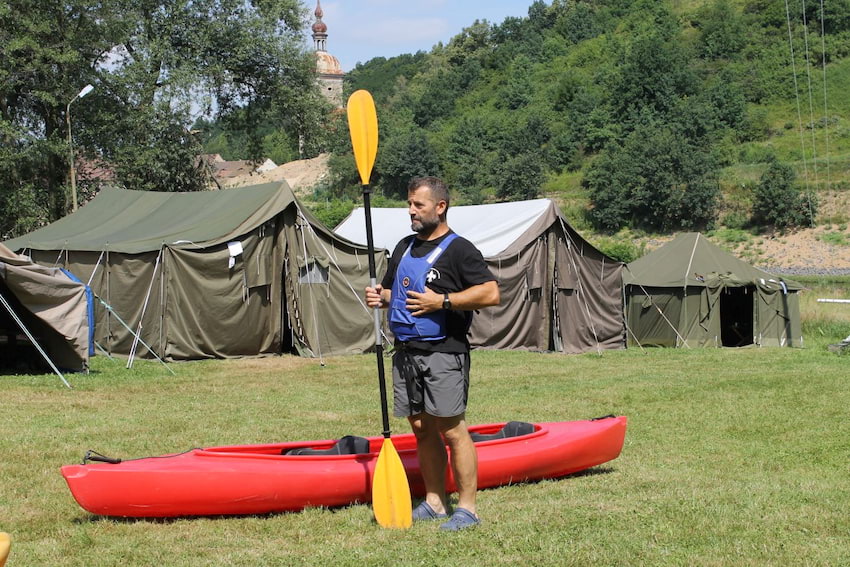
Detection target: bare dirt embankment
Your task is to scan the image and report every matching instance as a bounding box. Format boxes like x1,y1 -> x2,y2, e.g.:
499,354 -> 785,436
219,153 -> 330,196
742,227 -> 850,275
722,190 -> 850,275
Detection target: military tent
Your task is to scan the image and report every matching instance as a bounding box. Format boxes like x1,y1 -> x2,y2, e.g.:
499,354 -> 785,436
3,182 -> 383,360
1,243 -> 92,374
623,232 -> 803,348
335,199 -> 625,353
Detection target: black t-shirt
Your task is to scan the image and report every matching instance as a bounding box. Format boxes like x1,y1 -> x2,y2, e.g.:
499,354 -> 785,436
381,230 -> 496,353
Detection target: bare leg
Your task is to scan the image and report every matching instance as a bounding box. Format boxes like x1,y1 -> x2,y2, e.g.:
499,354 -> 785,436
437,414 -> 478,516
409,413 -> 449,515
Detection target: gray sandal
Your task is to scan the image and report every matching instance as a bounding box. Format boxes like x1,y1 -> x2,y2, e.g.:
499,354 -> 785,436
412,501 -> 448,521
439,508 -> 480,531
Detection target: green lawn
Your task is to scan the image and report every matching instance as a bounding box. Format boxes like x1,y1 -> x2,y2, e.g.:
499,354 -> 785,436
2,317 -> 849,567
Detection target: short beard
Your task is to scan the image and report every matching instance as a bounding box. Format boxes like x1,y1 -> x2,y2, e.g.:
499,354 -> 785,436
411,217 -> 439,234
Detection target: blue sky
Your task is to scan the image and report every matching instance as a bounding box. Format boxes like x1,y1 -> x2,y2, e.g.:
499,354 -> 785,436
309,0 -> 534,71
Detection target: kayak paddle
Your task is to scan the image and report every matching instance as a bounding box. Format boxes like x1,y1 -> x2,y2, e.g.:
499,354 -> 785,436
346,89 -> 413,529
0,532 -> 9,567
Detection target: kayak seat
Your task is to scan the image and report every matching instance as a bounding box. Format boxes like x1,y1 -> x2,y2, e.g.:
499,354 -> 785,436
470,421 -> 535,442
284,435 -> 372,456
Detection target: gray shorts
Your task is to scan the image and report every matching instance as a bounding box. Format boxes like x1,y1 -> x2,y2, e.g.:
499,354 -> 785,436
391,349 -> 470,418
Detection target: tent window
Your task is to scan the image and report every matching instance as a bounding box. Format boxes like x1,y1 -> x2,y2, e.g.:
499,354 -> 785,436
299,261 -> 329,284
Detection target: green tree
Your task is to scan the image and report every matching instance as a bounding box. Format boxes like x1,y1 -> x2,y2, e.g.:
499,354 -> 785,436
751,160 -> 817,228
554,0 -> 608,44
376,127 -> 442,199
696,0 -> 746,60
0,0 -> 317,237
498,55 -> 534,110
494,152 -> 545,201
608,30 -> 698,122
447,115 -> 495,201
585,122 -> 720,232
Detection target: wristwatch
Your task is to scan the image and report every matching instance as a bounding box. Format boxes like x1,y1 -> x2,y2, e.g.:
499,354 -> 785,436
442,293 -> 452,310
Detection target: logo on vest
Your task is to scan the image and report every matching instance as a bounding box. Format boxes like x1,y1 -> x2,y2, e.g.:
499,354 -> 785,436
426,268 -> 440,284
402,276 -> 410,287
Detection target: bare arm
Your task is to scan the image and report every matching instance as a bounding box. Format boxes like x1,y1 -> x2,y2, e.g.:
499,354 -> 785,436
405,280 -> 500,316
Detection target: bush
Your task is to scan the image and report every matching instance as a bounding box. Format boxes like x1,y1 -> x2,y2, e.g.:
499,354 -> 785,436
305,199 -> 358,229
750,160 -> 817,228
721,210 -> 749,230
593,236 -> 645,263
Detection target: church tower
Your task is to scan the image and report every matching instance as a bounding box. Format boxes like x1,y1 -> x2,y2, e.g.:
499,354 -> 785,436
313,0 -> 344,108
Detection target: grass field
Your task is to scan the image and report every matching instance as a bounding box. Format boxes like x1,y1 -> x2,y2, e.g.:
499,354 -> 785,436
1,286 -> 849,566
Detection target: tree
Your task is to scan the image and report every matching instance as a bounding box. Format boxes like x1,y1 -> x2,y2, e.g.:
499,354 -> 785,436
376,127 -> 442,199
447,115 -> 495,201
751,160 -> 817,228
585,122 -> 720,232
696,0 -> 746,60
554,0 -> 607,44
494,152 -> 545,201
0,0 -> 318,237
497,55 -> 534,110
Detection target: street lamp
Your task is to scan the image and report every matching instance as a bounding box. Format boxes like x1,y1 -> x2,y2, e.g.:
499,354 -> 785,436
66,84 -> 94,213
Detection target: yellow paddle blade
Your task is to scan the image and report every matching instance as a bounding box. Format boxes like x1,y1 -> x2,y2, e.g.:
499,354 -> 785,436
372,438 -> 412,529
0,532 -> 10,567
346,90 -> 378,186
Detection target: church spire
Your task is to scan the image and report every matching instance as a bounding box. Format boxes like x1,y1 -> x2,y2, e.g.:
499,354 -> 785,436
312,0 -> 328,52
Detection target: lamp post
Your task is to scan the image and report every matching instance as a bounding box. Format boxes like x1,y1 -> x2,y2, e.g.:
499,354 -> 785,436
66,84 -> 94,212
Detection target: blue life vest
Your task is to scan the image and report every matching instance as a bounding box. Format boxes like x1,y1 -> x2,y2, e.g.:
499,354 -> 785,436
389,233 -> 458,342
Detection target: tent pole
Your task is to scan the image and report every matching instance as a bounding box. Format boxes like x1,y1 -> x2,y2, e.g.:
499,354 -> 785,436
94,341 -> 114,360
86,250 -> 105,287
105,248 -> 112,356
95,295 -> 174,374
0,292 -> 72,388
127,247 -> 164,370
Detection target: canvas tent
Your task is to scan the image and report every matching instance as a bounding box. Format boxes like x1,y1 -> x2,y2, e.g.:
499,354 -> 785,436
1,243 -> 91,374
335,199 -> 625,353
623,232 -> 803,348
3,182 -> 384,361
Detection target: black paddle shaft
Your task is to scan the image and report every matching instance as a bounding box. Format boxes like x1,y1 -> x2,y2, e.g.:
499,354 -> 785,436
362,187 -> 392,438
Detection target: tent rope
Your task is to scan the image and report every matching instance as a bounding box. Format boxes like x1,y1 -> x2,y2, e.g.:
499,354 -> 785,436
784,0 -> 817,223
0,292 -> 72,388
818,0 -> 831,188
557,218 -> 604,355
95,294 -> 174,374
295,217 -> 325,365
800,0 -> 822,203
623,264 -> 691,349
283,255 -> 312,356
127,246 -> 163,369
295,204 -> 392,346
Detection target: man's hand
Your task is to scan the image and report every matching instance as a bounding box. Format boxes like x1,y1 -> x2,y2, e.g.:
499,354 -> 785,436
366,284 -> 387,309
405,288 -> 443,316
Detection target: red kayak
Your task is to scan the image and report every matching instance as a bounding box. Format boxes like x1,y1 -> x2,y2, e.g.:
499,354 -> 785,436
61,416 -> 627,518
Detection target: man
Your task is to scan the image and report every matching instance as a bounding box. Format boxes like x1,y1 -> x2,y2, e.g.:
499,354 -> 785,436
365,176 -> 500,531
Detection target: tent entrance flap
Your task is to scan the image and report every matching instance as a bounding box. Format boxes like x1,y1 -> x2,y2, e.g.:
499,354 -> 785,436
720,287 -> 754,347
